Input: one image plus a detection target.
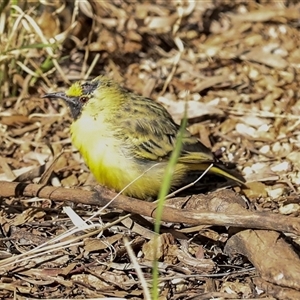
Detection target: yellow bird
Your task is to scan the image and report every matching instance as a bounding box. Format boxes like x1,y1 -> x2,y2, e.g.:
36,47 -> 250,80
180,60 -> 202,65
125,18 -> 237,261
44,76 -> 244,200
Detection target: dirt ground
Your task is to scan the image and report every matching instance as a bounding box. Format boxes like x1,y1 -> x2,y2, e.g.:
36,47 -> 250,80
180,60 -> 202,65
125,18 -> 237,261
1,1 -> 300,299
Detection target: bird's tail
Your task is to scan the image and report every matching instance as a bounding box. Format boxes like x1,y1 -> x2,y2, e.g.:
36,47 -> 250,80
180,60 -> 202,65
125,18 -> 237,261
180,161 -> 245,192
210,162 -> 245,185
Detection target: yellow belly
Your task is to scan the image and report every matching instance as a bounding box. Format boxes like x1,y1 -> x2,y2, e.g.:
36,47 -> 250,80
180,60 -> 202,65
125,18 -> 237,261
70,114 -> 174,199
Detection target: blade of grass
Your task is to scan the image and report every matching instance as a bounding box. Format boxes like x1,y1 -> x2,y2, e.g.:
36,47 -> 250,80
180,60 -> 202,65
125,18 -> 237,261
151,95 -> 188,300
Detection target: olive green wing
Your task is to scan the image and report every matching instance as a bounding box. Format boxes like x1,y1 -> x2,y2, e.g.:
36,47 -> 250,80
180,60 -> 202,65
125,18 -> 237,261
117,94 -> 215,163
116,94 -> 244,184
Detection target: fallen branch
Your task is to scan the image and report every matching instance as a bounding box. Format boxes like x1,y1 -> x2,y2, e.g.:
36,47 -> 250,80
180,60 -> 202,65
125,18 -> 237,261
1,180 -> 300,235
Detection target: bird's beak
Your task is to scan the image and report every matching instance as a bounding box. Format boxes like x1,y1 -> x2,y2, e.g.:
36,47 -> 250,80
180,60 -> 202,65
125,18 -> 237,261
43,92 -> 78,107
43,92 -> 69,101
43,92 -> 82,119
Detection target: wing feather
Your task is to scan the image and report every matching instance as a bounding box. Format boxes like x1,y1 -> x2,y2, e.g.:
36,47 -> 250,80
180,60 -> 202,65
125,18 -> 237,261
116,93 -> 215,163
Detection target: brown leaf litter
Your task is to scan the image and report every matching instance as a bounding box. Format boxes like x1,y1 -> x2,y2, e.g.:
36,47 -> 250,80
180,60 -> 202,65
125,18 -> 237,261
1,0 -> 300,299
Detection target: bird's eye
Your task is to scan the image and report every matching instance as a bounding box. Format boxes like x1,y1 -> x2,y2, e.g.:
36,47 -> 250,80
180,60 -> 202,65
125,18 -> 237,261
79,96 -> 89,104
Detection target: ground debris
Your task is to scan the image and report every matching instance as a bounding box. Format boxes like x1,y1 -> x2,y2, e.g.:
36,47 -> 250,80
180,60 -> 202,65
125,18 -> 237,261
1,0 -> 300,299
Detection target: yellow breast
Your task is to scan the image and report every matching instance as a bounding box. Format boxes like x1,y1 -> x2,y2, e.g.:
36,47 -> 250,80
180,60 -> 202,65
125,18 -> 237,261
70,112 -> 172,199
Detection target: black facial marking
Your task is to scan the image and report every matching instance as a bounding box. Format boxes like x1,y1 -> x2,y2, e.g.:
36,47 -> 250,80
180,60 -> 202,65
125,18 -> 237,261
68,98 -> 84,120
81,81 -> 99,95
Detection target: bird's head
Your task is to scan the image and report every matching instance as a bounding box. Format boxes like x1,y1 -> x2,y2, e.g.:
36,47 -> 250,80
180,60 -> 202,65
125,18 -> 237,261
43,76 -> 118,119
